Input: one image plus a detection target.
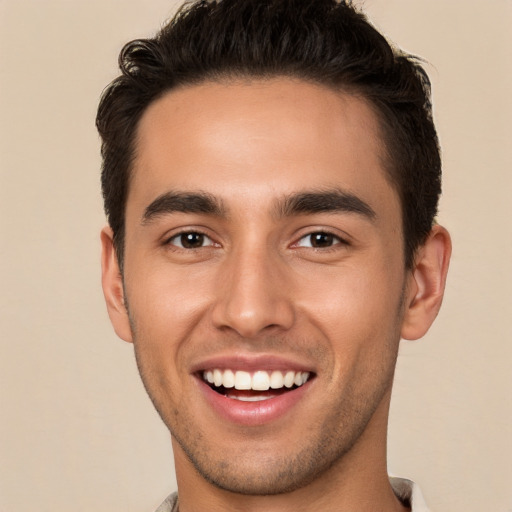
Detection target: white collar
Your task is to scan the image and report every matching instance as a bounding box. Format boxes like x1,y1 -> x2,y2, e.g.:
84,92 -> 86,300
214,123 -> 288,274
390,476 -> 430,512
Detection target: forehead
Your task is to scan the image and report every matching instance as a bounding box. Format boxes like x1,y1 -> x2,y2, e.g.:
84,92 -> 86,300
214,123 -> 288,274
129,78 -> 398,221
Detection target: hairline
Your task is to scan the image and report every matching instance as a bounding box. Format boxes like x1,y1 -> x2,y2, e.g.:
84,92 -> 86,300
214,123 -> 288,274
114,73 -> 411,271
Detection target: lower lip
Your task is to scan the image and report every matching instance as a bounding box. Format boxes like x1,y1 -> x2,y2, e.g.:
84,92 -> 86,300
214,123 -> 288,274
196,378 -> 312,426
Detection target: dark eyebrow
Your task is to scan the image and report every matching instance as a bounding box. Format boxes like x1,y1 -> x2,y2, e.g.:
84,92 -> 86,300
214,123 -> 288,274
142,191 -> 226,224
275,189 -> 376,220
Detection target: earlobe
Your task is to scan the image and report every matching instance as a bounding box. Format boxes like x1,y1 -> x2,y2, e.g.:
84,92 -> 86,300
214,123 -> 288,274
401,225 -> 452,340
100,226 -> 133,343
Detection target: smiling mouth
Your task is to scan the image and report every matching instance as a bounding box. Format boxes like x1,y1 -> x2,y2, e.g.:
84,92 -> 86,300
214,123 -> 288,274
201,369 -> 312,402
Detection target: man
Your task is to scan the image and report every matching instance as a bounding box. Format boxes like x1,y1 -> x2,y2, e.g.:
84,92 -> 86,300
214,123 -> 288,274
97,1 -> 451,510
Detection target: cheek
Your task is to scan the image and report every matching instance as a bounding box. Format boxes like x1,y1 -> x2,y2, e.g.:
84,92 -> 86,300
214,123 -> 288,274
299,259 -> 403,321
126,269 -> 212,408
126,259 -> 215,331
123,267 -> 217,397
295,260 -> 405,362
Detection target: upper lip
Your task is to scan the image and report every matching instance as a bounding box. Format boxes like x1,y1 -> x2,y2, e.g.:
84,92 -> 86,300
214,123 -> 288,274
190,353 -> 316,374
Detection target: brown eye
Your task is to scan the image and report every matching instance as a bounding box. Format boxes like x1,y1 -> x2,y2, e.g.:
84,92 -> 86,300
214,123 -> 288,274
169,232 -> 214,249
310,233 -> 335,248
296,232 -> 344,248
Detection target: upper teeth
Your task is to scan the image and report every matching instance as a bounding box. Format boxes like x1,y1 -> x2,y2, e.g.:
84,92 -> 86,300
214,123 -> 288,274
203,369 -> 310,391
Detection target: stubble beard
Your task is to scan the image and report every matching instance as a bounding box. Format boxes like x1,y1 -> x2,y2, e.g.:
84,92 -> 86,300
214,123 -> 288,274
169,374 -> 396,496
128,288 -> 406,496
132,338 -> 400,497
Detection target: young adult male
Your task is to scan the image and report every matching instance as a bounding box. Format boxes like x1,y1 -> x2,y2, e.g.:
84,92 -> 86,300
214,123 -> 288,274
97,1 -> 451,511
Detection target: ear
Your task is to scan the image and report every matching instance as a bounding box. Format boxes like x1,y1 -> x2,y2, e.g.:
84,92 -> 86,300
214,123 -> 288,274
100,226 -> 133,343
401,225 -> 452,340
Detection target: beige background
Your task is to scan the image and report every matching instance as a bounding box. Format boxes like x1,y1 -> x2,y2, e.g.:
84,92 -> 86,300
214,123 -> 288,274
1,1 -> 511,511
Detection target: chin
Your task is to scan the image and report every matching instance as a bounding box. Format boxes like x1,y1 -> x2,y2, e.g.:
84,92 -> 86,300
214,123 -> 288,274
170,418 -> 362,496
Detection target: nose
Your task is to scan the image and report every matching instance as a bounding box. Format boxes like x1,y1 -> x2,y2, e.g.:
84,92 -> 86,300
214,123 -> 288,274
211,245 -> 295,338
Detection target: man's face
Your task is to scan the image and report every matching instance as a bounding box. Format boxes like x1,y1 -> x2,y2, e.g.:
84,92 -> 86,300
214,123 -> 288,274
117,78 -> 412,494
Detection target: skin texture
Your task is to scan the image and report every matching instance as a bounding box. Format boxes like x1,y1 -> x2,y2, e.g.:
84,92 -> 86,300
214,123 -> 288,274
101,78 -> 451,512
